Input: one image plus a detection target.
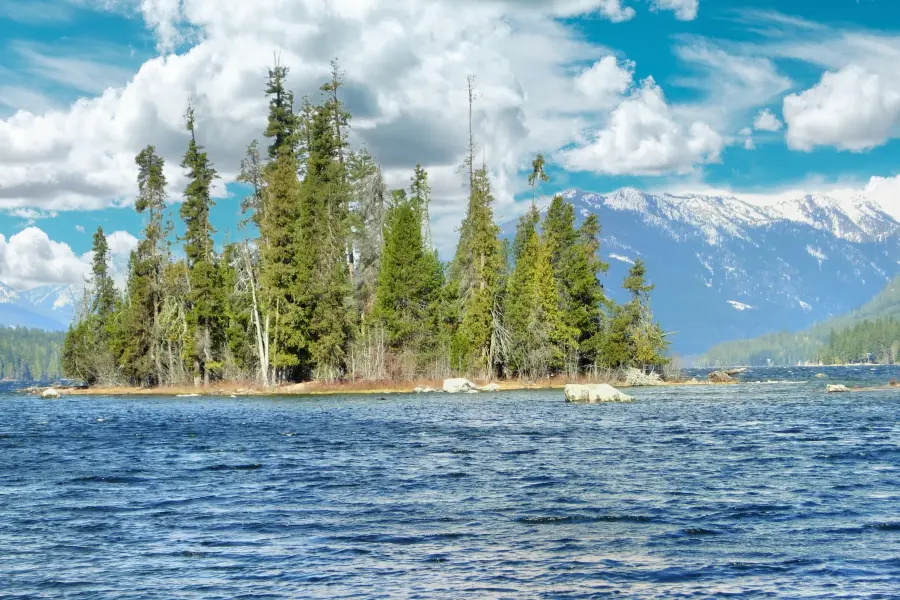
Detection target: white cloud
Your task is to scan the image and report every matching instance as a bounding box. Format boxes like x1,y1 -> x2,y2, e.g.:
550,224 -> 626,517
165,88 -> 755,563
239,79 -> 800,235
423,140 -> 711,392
2,0 -> 723,255
783,65 -> 900,152
652,0 -> 698,21
574,56 -> 634,103
75,225 -> 85,233
0,226 -> 138,290
753,108 -> 782,132
560,77 -> 723,175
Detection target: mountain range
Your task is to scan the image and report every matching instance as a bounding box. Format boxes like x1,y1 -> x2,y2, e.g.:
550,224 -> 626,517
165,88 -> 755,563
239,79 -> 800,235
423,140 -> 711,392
0,282 -> 78,331
553,188 -> 900,357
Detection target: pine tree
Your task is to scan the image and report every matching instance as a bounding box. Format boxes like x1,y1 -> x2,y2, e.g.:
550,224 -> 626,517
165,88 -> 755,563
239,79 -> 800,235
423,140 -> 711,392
542,195 -> 609,372
91,227 -> 117,320
258,63 -> 304,380
504,205 -> 573,377
449,165 -> 505,377
294,76 -> 353,381
621,259 -> 668,371
372,167 -> 444,377
179,105 -> 224,385
116,145 -> 168,385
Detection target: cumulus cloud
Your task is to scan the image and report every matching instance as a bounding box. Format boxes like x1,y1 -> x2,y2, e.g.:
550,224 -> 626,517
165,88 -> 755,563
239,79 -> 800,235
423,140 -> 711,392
783,65 -> 900,152
652,0 -> 698,21
0,226 -> 138,290
560,77 -> 723,175
574,56 -> 634,103
0,0 -> 714,253
753,108 -> 783,132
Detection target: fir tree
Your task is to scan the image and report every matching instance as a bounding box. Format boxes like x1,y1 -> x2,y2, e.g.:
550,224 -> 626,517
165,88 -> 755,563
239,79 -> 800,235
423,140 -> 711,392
91,226 -> 117,320
116,145 -> 168,385
180,105 -> 224,384
295,84 -> 353,381
259,63 -> 304,380
504,205 -> 573,377
542,196 -> 609,372
372,167 -> 444,376
449,165 -> 505,377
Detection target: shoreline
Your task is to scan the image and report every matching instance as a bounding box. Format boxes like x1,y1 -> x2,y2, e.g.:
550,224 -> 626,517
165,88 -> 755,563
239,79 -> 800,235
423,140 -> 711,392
25,378 -> 740,398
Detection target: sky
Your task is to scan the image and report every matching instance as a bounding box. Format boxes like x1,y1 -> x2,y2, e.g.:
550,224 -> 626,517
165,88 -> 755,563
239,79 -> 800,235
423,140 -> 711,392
3,0 -> 900,290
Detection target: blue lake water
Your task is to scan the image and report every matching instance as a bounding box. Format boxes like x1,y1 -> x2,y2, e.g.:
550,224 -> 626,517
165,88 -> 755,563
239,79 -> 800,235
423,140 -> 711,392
1,367 -> 899,598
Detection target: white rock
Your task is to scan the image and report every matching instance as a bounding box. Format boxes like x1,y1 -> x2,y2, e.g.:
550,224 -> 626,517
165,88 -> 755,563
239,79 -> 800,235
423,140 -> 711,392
443,378 -> 478,394
480,383 -> 501,392
624,368 -> 663,387
40,388 -> 60,399
564,384 -> 633,403
826,384 -> 851,393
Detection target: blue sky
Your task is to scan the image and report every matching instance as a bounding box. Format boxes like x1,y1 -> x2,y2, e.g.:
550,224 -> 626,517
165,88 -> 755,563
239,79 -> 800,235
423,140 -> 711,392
2,0 -> 900,289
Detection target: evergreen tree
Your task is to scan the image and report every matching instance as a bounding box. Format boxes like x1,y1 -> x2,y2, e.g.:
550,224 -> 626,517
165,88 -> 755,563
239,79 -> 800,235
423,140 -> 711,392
504,205 -> 573,377
449,165 -> 505,377
294,77 -> 353,381
91,227 -> 117,319
179,105 -> 224,384
542,196 -> 609,372
258,63 -> 304,380
372,167 -> 444,376
116,145 -> 168,385
621,259 -> 668,371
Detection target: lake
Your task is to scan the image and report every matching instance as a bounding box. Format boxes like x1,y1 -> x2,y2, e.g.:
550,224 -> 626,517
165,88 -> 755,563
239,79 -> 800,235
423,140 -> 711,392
1,367 -> 899,598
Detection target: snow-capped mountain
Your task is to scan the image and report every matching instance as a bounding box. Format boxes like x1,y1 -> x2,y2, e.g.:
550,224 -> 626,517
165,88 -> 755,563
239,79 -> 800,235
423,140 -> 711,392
552,188 -> 900,355
0,282 -> 79,330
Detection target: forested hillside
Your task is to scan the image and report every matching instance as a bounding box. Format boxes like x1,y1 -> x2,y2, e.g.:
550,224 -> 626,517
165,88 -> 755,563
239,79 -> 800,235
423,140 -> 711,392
62,64 -> 669,387
0,327 -> 64,381
699,276 -> 900,366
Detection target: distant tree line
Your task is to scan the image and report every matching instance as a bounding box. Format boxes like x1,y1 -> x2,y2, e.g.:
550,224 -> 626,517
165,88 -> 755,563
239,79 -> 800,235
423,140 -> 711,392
63,61 -> 668,387
820,318 -> 900,365
0,326 -> 64,381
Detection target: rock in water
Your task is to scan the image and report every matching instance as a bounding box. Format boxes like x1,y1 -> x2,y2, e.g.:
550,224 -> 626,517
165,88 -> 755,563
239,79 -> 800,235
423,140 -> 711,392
443,378 -> 477,394
480,383 -> 501,392
826,384 -> 851,393
815,373 -> 828,379
41,388 -> 60,399
708,371 -> 733,383
564,384 -> 633,403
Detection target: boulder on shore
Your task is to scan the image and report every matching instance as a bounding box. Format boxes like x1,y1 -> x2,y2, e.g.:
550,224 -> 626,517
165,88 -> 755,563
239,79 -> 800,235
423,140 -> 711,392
624,368 -> 663,387
41,388 -> 61,399
480,383 -> 501,392
708,371 -> 733,383
443,378 -> 477,394
564,384 -> 633,403
724,367 -> 748,376
826,384 -> 851,393
413,387 -> 439,394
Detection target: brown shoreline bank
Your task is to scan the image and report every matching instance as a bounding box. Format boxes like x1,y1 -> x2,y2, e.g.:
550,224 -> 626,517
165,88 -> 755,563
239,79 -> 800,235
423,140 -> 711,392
26,377 -> 740,398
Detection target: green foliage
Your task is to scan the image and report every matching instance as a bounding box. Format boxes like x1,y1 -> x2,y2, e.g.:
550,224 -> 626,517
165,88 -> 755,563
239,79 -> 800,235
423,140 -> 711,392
503,205 -> 574,377
372,187 -> 443,373
64,62 -> 675,388
1,326 -> 64,381
821,317 -> 900,364
179,106 -> 225,383
449,165 -> 505,377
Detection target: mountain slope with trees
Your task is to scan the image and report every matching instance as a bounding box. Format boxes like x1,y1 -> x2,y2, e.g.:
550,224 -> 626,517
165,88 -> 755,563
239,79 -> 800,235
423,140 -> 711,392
699,276 -> 900,366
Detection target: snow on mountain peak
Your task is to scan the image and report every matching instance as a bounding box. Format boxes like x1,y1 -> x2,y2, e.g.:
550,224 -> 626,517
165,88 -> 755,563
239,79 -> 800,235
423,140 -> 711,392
561,187 -> 900,245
